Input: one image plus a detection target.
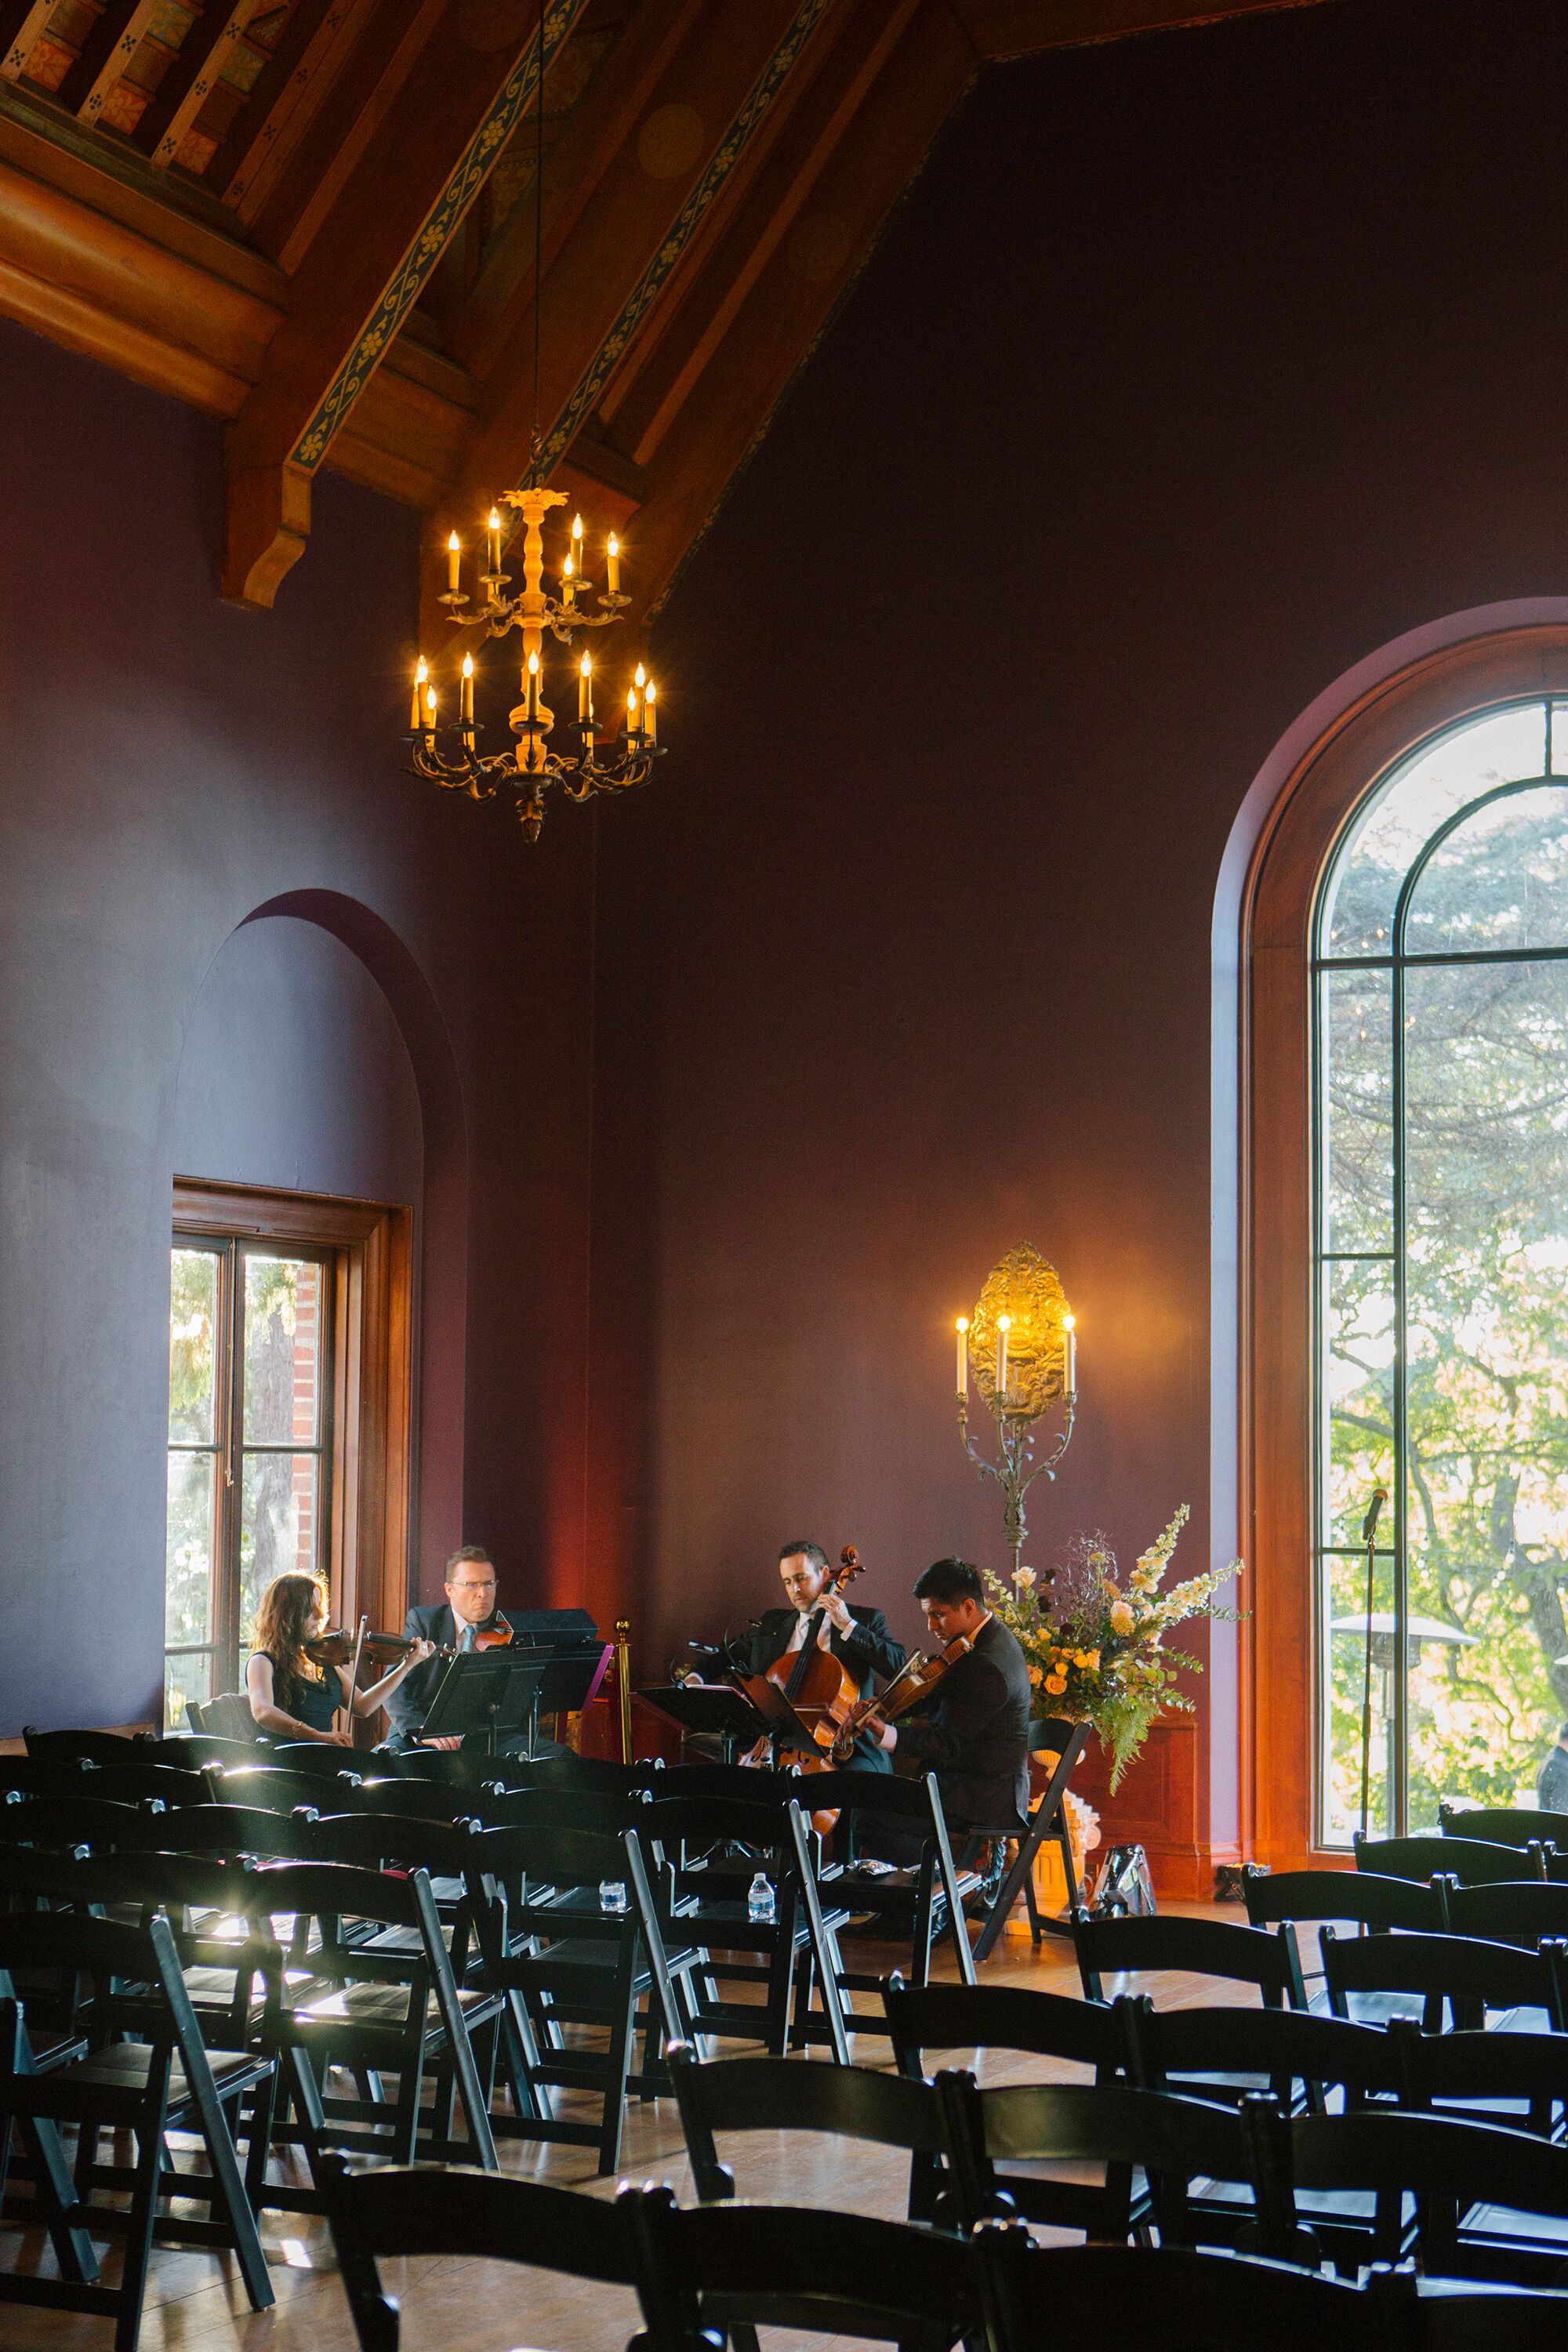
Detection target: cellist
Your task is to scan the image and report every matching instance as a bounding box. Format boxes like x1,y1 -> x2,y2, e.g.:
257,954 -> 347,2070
750,1541 -> 908,1773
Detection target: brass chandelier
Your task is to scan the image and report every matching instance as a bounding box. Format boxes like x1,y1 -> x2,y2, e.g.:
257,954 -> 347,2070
401,0 -> 663,844
405,486 -> 661,843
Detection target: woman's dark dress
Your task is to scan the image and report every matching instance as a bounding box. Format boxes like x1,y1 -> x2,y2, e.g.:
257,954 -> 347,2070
261,1652 -> 340,1733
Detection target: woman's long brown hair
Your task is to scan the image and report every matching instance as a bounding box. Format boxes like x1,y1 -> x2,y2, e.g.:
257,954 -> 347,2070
252,1573 -> 328,1708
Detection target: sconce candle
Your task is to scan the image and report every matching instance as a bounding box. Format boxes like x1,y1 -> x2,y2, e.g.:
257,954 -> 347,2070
955,1316 -> 969,1396
996,1314 -> 1011,1401
1064,1312 -> 1077,1397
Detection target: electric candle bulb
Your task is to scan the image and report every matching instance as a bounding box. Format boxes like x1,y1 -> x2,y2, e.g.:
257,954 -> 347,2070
561,551 -> 575,608
644,677 -> 656,743
572,512 -> 584,563
527,648 -> 539,722
607,532 -> 620,593
425,686 -> 437,728
955,1316 -> 969,1396
626,685 -> 637,731
446,529 -> 461,596
579,651 -> 592,722
410,655 -> 427,731
996,1313 -> 1011,1400
487,507 -> 501,574
460,652 -> 474,724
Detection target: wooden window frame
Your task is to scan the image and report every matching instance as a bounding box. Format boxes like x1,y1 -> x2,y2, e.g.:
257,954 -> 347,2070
172,1178 -> 413,1699
1243,624 -> 1568,1868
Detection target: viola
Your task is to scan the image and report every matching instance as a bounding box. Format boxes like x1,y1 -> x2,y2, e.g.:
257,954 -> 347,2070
827,1631 -> 975,1766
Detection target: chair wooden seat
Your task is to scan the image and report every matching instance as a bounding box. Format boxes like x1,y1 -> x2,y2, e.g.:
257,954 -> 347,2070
64,2039 -> 272,2111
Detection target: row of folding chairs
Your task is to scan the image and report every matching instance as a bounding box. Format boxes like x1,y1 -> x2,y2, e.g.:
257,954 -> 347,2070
0,1784 -> 873,2171
663,2020 -> 1568,2286
325,2163 -> 1568,2352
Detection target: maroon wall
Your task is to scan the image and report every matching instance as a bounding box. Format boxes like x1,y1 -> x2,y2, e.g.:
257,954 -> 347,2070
0,325 -> 601,1735
592,0 -> 1568,1875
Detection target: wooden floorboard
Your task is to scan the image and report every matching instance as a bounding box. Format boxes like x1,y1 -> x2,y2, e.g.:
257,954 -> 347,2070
0,1900 -> 1232,2350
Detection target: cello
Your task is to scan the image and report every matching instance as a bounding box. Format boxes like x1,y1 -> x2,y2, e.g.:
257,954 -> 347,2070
733,1544 -> 865,1832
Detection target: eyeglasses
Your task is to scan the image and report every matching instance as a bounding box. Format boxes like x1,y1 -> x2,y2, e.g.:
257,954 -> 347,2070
449,1577 -> 496,1590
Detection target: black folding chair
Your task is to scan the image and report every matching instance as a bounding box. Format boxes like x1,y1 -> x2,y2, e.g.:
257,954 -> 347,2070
634,1794 -> 851,2061
474,1783 -> 649,1833
1440,1802 -> 1568,1853
668,2042 -> 956,2225
118,1802 -> 316,1859
1123,2001 -> 1406,2261
1247,2099 -> 1568,2284
884,1976 -> 1125,2082
185,1693 -> 267,1742
1446,1881 -> 1568,1949
973,1716 -> 1092,1962
240,1859 -> 500,2198
622,2181 -> 988,2352
23,1728 -> 154,1767
786,1775 -> 978,2028
326,2156 -> 640,2352
884,1981 -> 1133,2234
462,1820 -> 698,2173
938,2071 -> 1260,2249
1356,1831 -> 1546,1886
1242,1865 -> 1448,2016
205,1762 -> 358,1813
1389,2016 -> 1568,2137
1073,1911 -> 1308,2008
972,2223 -> 1394,2352
1321,1926 -> 1568,2032
0,1909 -> 274,2349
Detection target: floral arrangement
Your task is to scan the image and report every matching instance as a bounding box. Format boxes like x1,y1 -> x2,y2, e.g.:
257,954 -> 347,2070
985,1505 -> 1242,1788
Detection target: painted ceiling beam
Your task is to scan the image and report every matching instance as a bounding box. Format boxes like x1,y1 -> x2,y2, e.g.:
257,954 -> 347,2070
419,0 -> 837,656
222,0 -> 591,609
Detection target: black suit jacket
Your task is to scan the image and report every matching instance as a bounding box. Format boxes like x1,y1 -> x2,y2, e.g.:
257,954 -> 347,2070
383,1601 -> 507,1737
749,1602 -> 908,1773
895,1613 -> 1032,1832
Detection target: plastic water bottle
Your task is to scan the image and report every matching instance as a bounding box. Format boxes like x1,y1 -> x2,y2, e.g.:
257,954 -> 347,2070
599,1880 -> 629,1915
747,1871 -> 775,1925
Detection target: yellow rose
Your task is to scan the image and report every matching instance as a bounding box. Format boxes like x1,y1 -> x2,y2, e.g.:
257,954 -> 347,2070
1045,1674 -> 1066,1695
1028,1664 -> 1044,1686
1109,1601 -> 1135,1636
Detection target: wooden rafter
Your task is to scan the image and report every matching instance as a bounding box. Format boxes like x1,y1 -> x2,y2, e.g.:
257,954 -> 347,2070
222,0 -> 592,607
628,0 -> 975,617
949,0 -> 1333,60
598,0 -> 922,472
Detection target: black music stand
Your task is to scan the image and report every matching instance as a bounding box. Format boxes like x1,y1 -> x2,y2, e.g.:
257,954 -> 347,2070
417,1651 -> 549,1759
639,1680 -> 817,1766
971,1718 -> 1091,1964
528,1650 -> 613,1758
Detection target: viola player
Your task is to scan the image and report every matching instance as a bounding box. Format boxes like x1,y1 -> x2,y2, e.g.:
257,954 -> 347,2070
385,1543 -> 511,1751
750,1540 -> 907,1773
246,1571 -> 434,1744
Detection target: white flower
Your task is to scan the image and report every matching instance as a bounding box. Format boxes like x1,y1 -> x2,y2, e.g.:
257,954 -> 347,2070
1014,1566 -> 1036,1590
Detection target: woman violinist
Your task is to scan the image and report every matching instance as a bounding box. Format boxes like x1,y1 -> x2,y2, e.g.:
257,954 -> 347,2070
746,1541 -> 907,1771
245,1571 -> 435,1745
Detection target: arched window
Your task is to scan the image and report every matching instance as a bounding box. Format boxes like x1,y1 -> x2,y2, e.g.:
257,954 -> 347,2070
1313,699 -> 1568,1842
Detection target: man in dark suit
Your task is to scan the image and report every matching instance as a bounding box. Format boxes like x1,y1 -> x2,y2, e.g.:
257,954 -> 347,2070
877,1557 -> 1032,1840
384,1544 -> 508,1748
750,1539 -> 908,1773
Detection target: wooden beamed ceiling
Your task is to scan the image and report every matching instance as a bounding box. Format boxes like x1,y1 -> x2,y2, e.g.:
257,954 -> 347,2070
0,0 -> 1330,631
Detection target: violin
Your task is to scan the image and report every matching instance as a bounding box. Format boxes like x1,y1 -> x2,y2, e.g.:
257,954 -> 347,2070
735,1546 -> 865,1834
305,1626 -> 420,1670
827,1632 -> 975,1766
438,1612 -> 514,1657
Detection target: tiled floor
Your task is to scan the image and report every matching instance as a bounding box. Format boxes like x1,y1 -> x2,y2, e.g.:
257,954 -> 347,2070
0,1904 -> 1229,2351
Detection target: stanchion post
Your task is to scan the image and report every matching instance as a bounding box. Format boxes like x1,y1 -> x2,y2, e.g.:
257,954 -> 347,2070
615,1617 -> 633,1763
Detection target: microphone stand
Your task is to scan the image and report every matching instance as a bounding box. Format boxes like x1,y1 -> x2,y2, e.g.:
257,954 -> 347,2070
1358,1488 -> 1388,1839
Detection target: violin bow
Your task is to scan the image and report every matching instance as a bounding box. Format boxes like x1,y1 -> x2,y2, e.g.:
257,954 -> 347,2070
339,1613 -> 369,1740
